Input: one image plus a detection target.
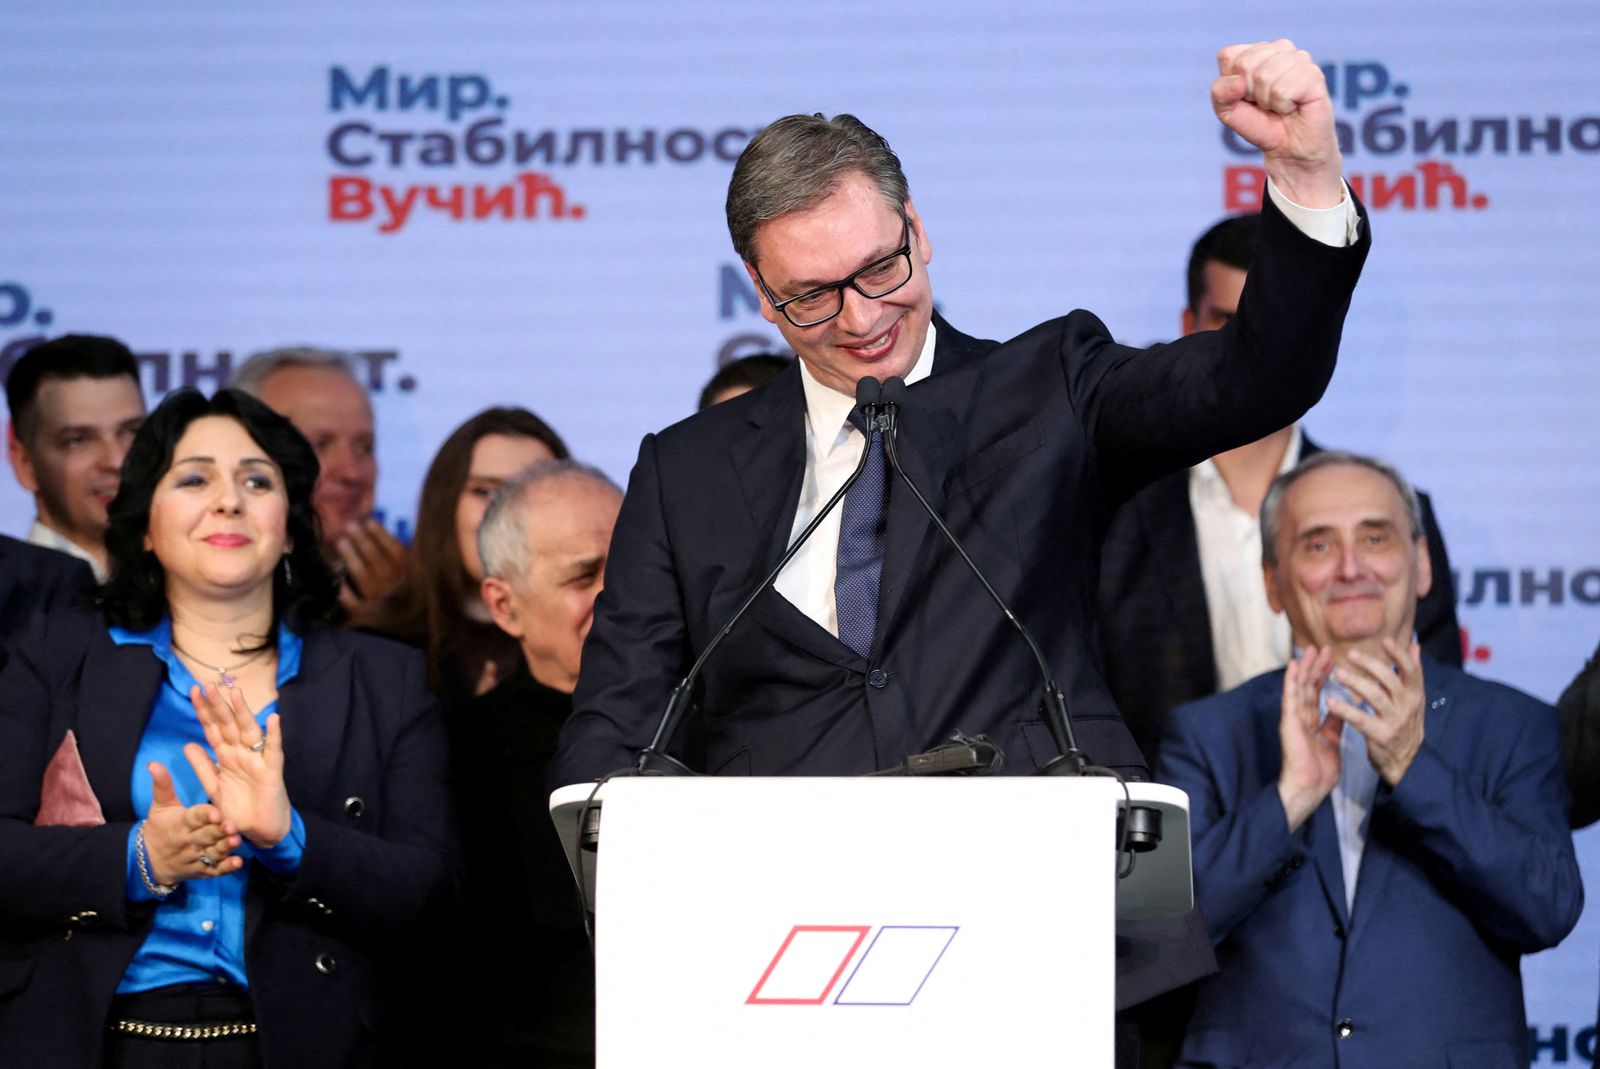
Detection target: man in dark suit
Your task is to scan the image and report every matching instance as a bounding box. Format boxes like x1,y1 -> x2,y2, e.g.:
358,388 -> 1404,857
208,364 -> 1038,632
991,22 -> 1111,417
551,40 -> 1366,1041
1156,452 -> 1581,1068
1098,214 -> 1461,769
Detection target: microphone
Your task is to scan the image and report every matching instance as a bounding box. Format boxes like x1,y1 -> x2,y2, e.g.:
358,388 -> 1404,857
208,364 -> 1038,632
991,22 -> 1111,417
876,376 -> 1090,776
633,376 -> 886,774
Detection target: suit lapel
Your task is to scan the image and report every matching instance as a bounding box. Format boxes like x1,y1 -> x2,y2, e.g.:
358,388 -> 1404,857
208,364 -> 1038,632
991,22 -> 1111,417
274,631 -> 348,816
75,636 -> 164,823
1346,827 -> 1390,941
1306,800 -> 1350,927
247,630 -> 348,946
748,588 -> 866,668
733,364 -> 865,664
1262,673 -> 1350,926
1347,658 -> 1450,945
876,384 -> 960,641
732,364 -> 808,571
876,315 -> 985,642
927,312 -> 994,375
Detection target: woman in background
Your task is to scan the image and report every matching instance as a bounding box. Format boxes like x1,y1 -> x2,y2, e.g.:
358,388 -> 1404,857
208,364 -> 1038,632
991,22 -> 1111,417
358,406 -> 567,715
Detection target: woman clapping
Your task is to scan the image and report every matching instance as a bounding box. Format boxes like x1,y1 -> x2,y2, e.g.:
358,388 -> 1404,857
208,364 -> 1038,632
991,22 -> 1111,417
0,389 -> 456,1069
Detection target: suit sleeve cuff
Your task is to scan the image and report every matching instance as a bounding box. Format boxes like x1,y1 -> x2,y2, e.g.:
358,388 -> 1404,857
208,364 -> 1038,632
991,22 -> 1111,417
1256,782 -> 1310,869
1379,740 -> 1453,820
1266,177 -> 1361,247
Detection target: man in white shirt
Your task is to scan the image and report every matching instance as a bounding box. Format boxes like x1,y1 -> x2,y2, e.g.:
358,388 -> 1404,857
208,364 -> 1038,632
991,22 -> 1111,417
4,334 -> 146,582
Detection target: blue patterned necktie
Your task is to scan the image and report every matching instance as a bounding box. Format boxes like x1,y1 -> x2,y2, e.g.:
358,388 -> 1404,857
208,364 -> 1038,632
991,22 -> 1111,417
1319,671 -> 1381,914
835,410 -> 889,657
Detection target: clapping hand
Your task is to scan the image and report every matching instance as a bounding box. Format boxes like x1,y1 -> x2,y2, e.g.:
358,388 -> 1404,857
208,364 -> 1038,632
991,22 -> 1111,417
1327,638 -> 1426,787
141,761 -> 243,885
184,683 -> 292,849
336,518 -> 408,617
1277,645 -> 1341,833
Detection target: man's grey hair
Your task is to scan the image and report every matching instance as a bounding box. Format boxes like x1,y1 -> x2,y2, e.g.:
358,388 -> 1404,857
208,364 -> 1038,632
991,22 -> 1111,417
477,459 -> 621,585
726,113 -> 910,267
1260,450 -> 1424,566
229,346 -> 357,396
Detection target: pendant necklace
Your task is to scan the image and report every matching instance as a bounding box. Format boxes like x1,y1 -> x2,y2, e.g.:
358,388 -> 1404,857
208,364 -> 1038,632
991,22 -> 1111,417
171,640 -> 269,688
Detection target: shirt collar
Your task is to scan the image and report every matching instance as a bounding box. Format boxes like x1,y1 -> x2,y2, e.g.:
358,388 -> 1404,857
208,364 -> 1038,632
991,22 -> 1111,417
1189,422 -> 1303,502
28,518 -> 106,582
110,616 -> 304,690
798,319 -> 938,456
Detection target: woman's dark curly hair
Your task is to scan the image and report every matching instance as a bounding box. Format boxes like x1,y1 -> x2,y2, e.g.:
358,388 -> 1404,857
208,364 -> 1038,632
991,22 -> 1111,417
100,388 -> 339,641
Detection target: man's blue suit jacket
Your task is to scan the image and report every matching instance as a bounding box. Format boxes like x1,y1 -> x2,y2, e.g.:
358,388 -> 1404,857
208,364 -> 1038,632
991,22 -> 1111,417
1157,658 -> 1583,1069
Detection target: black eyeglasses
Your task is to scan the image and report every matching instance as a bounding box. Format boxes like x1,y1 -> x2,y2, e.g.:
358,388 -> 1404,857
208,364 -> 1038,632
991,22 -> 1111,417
754,212 -> 915,329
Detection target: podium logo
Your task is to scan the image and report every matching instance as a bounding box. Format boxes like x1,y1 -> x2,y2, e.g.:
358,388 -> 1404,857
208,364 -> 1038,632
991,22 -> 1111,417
746,924 -> 959,1007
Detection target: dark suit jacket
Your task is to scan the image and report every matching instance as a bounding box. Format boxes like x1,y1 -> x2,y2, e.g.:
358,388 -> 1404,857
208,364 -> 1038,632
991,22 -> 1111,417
0,534 -> 94,671
0,609 -> 457,1069
1097,436 -> 1462,765
1156,660 -> 1582,1069
402,663 -> 593,1069
553,193 -> 1369,789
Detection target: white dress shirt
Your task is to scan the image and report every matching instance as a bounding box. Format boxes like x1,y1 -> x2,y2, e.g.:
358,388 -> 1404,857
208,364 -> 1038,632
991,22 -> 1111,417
773,179 -> 1358,637
27,518 -> 106,583
1189,424 -> 1302,691
775,325 -> 936,637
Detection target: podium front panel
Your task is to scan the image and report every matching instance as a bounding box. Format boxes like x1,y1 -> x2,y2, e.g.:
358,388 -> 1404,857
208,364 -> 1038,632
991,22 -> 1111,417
593,777 -> 1118,1067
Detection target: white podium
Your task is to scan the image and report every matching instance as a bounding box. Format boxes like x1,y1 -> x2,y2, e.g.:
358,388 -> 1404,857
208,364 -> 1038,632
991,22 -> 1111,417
549,777 -> 1194,1068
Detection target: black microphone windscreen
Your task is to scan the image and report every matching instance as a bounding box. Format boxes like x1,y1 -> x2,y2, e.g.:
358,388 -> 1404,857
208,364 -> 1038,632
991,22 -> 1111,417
854,376 -> 882,406
881,376 -> 908,403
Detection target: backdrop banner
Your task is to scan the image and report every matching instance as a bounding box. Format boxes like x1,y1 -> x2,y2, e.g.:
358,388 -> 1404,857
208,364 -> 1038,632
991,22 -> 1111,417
4,2 -> 1596,1052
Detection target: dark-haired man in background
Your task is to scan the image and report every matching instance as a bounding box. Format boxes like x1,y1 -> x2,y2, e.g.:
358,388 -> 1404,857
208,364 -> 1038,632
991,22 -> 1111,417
697,352 -> 792,410
5,333 -> 145,582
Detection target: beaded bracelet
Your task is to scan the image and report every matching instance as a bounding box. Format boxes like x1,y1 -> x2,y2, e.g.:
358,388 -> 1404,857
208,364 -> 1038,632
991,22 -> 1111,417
134,820 -> 178,897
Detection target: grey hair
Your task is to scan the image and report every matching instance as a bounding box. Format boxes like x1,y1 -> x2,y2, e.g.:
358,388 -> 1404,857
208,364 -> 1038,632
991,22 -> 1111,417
726,113 -> 910,267
477,458 -> 621,585
229,346 -> 357,396
1260,450 -> 1424,566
